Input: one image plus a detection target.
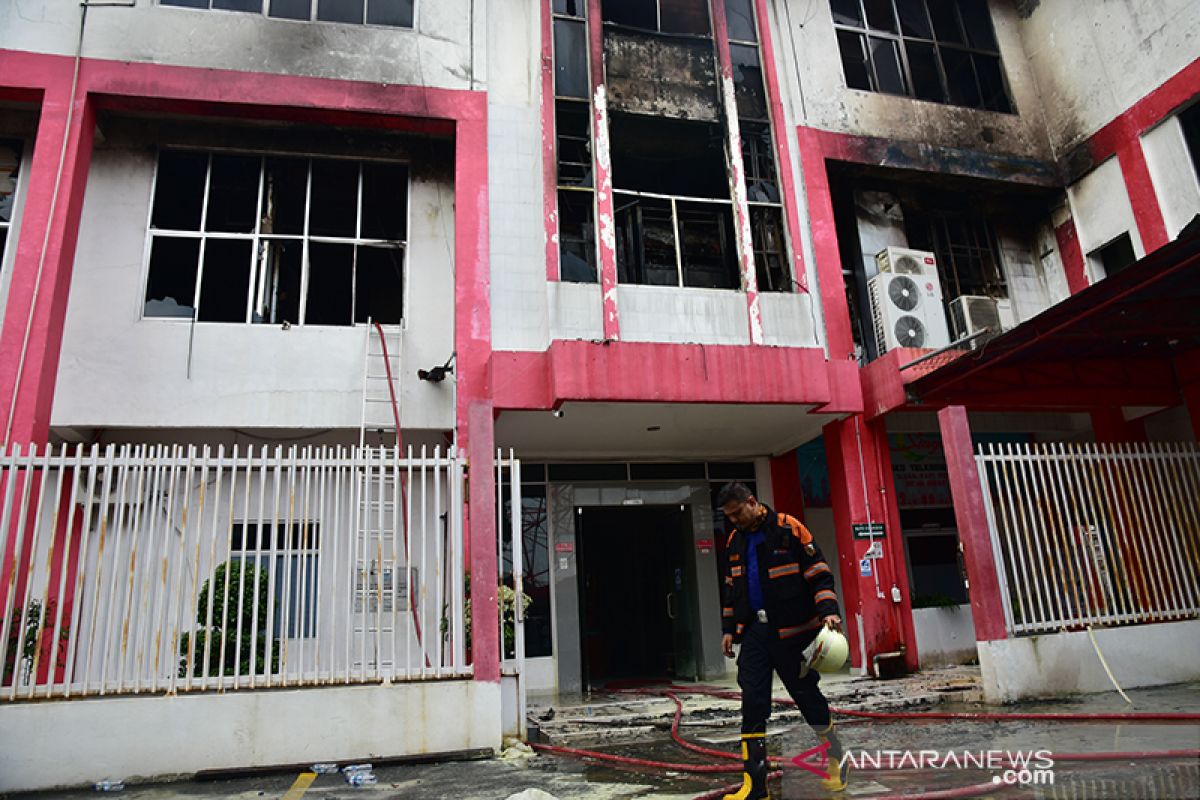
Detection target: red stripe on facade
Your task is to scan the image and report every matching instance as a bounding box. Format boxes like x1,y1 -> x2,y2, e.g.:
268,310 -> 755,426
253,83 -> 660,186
540,0 -> 560,282
1085,58 -> 1200,163
1116,140 -> 1170,253
1054,217 -> 1089,294
586,0 -> 620,340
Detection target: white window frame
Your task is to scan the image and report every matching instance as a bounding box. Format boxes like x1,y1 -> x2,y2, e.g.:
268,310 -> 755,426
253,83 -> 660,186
141,148 -> 409,327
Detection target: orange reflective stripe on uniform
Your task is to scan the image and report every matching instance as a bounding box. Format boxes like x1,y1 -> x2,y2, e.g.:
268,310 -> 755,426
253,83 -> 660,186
768,562 -> 800,579
728,552 -> 741,562
731,565 -> 744,577
777,513 -> 813,545
814,589 -> 837,604
736,623 -> 746,634
726,529 -> 738,549
722,607 -> 735,618
804,562 -> 831,579
778,617 -> 822,638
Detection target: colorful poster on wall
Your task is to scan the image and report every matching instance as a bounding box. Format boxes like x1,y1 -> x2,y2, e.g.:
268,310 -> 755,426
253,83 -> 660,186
889,434 -> 951,507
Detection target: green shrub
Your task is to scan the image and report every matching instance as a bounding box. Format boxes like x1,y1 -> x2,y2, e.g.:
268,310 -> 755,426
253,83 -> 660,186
179,561 -> 279,678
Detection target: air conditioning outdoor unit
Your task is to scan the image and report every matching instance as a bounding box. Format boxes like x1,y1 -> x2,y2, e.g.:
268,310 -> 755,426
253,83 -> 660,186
875,246 -> 938,278
868,272 -> 951,353
949,295 -> 1002,341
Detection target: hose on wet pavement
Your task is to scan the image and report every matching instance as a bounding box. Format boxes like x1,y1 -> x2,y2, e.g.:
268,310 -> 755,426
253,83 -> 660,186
526,683 -> 1200,799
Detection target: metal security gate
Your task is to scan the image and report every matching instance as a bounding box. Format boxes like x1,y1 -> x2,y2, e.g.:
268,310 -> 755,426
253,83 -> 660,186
496,450 -> 526,735
0,444 -> 467,700
977,442 -> 1200,636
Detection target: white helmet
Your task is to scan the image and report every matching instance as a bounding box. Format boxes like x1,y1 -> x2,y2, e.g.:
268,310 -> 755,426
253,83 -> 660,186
804,626 -> 850,673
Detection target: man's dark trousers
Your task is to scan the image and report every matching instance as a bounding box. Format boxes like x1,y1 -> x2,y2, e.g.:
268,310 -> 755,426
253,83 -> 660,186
737,618 -> 832,733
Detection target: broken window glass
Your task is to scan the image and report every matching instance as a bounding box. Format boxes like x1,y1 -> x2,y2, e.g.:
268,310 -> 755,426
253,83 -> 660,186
905,40 -> 943,102
730,44 -> 768,121
317,0 -> 364,24
725,0 -> 755,42
366,0 -> 413,27
198,239 -> 253,322
837,30 -> 871,91
554,0 -> 585,18
660,0 -> 709,36
306,242 -> 354,325
268,0 -> 309,19
558,190 -> 597,282
609,114 -> 727,199
868,37 -> 906,95
153,151 -> 208,231
354,245 -> 404,323
144,237 -> 201,318
261,157 -> 307,235
615,194 -> 678,286
740,122 -> 778,203
959,0 -> 997,51
863,0 -> 896,33
750,205 -> 788,292
360,162 -> 408,240
926,0 -> 964,46
941,47 -> 980,108
309,159 -> 358,238
830,0 -> 863,27
974,54 -> 1011,113
253,239 -> 302,324
206,154 -> 260,234
896,0 -> 931,39
556,101 -> 593,187
678,202 -> 737,289
554,19 -> 589,99
603,0 -> 657,30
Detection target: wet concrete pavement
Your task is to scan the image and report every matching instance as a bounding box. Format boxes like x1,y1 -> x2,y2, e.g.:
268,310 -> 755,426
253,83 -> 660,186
8,677 -> 1199,800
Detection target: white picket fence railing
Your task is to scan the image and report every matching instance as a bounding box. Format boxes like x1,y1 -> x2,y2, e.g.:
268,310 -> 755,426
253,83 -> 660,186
0,444 -> 470,700
977,442 -> 1200,635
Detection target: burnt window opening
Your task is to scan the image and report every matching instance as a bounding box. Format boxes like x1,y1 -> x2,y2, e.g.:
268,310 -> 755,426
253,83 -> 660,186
556,101 -> 593,187
1089,233 -> 1137,280
730,43 -> 768,120
750,205 -> 789,292
163,0 -> 414,27
553,0 -> 585,17
610,114 -> 727,198
725,0 -> 757,42
145,150 -> 407,325
603,0 -> 711,37
832,0 -> 1012,113
554,17 -> 589,99
0,139 -> 24,271
559,190 -> 598,283
615,194 -> 739,289
741,123 -> 778,203
906,209 -> 1006,299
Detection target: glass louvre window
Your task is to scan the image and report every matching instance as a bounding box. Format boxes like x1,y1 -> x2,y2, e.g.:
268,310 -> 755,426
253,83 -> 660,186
161,0 -> 414,27
0,140 -> 23,270
832,0 -> 1012,112
144,150 -> 407,325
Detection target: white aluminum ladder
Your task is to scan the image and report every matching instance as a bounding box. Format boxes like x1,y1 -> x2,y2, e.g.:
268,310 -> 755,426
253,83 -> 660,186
359,321 -> 403,448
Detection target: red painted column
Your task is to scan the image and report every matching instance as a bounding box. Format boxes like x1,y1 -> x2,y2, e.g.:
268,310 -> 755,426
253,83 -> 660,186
539,0 -> 560,283
0,83 -> 95,447
586,0 -> 620,340
797,127 -> 855,361
937,406 -> 1007,642
455,114 -> 500,683
768,450 -> 805,522
822,416 -> 911,674
1090,407 -> 1146,443
1116,139 -> 1170,254
1054,217 -> 1089,295
710,0 -> 763,344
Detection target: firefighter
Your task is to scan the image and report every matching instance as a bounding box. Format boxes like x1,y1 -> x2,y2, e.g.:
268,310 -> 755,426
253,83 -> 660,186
717,482 -> 850,799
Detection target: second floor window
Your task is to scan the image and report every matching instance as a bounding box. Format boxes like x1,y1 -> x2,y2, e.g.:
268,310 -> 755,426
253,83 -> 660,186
162,0 -> 414,28
144,150 -> 407,326
832,0 -> 1011,113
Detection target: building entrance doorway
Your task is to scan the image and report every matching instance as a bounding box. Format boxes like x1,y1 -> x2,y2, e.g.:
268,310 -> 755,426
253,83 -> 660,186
575,505 -> 697,688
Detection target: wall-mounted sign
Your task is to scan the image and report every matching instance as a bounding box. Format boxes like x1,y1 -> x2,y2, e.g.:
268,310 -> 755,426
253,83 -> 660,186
853,522 -> 886,539
859,558 -> 873,577
555,542 -> 574,553
696,538 -> 713,553
863,541 -> 884,560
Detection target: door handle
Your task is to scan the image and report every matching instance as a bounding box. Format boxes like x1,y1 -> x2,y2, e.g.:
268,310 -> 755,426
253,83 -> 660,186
666,592 -> 677,620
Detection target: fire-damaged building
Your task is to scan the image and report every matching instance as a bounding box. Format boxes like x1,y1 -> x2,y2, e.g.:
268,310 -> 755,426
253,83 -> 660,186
0,0 -> 1198,790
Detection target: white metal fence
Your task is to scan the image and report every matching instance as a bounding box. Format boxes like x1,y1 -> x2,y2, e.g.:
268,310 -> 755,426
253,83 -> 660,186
977,442 -> 1200,635
0,444 -> 469,700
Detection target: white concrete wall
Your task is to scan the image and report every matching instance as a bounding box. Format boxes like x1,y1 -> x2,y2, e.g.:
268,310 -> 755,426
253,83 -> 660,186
1143,115 -> 1200,240
52,128 -> 455,431
0,680 -> 500,792
1013,0 -> 1200,156
618,285 -> 751,345
977,619 -> 1200,703
912,605 -> 977,667
1066,156 -> 1143,279
0,1 -> 477,91
760,292 -> 816,347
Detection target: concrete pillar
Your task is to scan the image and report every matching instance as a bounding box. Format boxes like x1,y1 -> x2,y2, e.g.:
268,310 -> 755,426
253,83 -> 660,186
823,415 -> 917,675
937,406 -> 1007,642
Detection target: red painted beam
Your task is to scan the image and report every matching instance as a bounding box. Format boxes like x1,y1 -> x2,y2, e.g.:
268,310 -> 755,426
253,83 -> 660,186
1055,217 -> 1090,294
937,406 -> 1007,642
1117,140 -> 1170,254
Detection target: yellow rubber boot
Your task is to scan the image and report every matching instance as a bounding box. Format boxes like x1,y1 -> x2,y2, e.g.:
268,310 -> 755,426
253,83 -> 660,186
722,732 -> 770,800
813,722 -> 850,792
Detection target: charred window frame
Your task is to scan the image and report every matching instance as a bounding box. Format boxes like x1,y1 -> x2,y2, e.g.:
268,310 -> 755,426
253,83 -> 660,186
160,0 -> 415,28
831,0 -> 1012,113
143,150 -> 407,326
905,209 -> 1007,299
0,140 -> 22,272
603,0 -> 711,37
727,0 -> 791,292
553,1 -> 598,283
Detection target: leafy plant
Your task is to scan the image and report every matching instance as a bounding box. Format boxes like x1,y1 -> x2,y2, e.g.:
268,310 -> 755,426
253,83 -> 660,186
179,561 -> 279,678
457,574 -> 532,659
4,599 -> 69,686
